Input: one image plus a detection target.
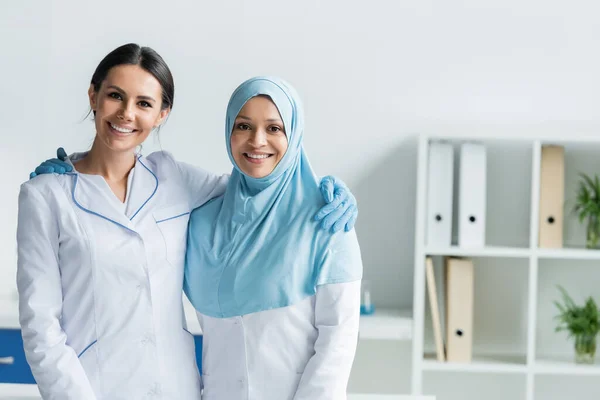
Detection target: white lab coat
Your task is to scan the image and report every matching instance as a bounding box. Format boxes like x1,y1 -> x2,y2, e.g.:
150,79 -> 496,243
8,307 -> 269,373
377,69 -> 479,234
198,276 -> 362,400
16,151 -> 228,400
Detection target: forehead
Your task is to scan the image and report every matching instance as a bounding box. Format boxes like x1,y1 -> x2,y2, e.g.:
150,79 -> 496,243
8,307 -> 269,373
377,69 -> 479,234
238,96 -> 282,119
103,64 -> 162,95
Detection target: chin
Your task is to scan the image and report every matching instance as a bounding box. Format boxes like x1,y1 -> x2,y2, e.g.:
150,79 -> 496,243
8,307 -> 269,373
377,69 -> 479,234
239,168 -> 269,179
235,156 -> 281,178
101,134 -> 145,153
104,139 -> 141,153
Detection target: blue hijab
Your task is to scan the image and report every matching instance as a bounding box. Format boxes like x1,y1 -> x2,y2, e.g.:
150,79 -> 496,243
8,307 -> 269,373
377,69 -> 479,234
184,76 -> 362,318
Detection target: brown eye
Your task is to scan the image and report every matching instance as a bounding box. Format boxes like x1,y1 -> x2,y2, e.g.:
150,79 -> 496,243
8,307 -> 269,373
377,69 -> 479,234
237,123 -> 251,130
268,125 -> 282,133
108,92 -> 122,100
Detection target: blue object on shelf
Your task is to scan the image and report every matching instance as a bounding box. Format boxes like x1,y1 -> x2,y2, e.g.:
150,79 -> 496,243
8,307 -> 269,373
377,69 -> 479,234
360,304 -> 376,315
0,329 -> 204,383
360,280 -> 375,315
0,329 -> 36,384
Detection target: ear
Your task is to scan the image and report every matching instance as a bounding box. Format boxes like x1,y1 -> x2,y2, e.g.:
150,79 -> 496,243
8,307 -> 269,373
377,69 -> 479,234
88,84 -> 97,111
155,107 -> 170,127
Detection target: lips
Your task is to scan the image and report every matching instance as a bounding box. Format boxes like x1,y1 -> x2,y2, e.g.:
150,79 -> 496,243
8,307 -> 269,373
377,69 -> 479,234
244,152 -> 272,159
107,122 -> 137,136
243,152 -> 273,164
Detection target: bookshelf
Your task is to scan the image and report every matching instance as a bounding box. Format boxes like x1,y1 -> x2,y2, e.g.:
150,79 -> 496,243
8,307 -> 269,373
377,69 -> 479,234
412,135 -> 600,400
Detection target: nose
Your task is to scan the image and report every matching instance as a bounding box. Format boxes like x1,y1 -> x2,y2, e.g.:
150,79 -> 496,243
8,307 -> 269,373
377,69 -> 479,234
117,101 -> 135,121
248,128 -> 268,147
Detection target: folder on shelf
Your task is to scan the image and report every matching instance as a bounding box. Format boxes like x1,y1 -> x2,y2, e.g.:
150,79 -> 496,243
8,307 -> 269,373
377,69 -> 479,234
445,257 -> 474,363
458,143 -> 487,247
425,256 -> 446,361
538,145 -> 565,248
426,141 -> 454,247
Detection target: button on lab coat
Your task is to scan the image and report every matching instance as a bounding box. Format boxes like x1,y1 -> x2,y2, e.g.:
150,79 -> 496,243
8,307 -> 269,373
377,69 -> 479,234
17,151 -> 227,399
199,278 -> 361,400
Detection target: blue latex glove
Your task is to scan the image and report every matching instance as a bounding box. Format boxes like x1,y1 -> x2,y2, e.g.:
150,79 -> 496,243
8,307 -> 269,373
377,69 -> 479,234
29,147 -> 71,179
316,175 -> 358,233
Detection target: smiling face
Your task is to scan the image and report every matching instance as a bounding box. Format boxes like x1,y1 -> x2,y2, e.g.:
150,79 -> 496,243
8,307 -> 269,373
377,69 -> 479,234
230,96 -> 288,178
88,64 -> 169,154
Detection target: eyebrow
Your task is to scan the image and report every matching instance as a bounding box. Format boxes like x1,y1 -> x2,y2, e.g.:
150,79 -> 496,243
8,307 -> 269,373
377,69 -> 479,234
236,115 -> 283,123
107,85 -> 157,102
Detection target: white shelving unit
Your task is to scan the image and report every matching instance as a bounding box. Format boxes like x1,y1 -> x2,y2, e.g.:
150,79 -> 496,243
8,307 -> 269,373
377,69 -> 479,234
411,134 -> 600,400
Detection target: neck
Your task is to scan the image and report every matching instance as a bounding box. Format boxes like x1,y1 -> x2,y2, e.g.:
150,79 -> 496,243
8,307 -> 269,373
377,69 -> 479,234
78,138 -> 136,182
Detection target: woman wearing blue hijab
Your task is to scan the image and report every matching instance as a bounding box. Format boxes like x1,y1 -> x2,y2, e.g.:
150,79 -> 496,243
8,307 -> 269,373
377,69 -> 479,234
185,76 -> 363,399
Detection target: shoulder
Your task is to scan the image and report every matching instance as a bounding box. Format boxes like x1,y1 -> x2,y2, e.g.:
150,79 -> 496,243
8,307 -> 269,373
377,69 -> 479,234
21,174 -> 69,199
143,151 -> 216,179
18,174 -> 72,214
139,151 -> 184,183
142,150 -> 177,171
329,229 -> 361,258
317,229 -> 363,285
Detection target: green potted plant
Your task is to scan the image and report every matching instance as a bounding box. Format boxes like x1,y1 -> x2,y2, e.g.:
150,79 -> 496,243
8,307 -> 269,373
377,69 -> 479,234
573,173 -> 600,249
554,285 -> 600,364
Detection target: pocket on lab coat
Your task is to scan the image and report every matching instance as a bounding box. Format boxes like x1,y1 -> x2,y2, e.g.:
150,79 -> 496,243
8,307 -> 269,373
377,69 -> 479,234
153,204 -> 191,267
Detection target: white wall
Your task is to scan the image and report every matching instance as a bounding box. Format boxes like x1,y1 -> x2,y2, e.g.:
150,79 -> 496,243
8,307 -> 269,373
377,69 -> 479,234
4,0 -> 599,300
3,1 -> 600,396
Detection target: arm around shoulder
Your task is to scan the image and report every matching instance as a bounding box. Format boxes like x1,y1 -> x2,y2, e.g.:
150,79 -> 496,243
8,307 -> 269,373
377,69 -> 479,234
157,151 -> 230,209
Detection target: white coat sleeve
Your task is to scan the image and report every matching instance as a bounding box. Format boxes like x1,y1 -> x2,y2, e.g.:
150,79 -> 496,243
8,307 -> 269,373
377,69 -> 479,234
293,280 -> 361,400
164,152 -> 229,209
16,184 -> 96,400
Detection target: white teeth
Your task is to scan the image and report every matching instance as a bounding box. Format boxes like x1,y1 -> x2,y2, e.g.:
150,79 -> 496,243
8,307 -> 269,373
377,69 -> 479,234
246,153 -> 270,159
111,123 -> 134,133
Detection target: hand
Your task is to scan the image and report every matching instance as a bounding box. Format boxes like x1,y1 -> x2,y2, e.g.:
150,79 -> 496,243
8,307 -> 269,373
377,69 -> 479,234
29,147 -> 71,179
315,175 -> 358,233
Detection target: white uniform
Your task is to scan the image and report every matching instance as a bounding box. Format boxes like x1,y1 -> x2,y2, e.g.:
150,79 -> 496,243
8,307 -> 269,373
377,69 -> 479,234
198,279 -> 361,400
17,151 -> 227,400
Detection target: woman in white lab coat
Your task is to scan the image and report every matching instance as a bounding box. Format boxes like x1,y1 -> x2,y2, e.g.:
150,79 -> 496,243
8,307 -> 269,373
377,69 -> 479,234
19,44 -> 357,400
184,76 -> 363,400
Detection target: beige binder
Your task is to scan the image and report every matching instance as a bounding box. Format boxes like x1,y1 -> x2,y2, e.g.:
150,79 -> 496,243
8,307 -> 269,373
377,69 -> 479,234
538,145 -> 565,248
445,257 -> 474,363
425,257 -> 445,361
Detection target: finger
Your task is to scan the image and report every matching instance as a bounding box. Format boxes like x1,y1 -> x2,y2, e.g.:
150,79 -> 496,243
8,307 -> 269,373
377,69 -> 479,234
57,147 -> 68,160
332,184 -> 352,204
319,176 -> 335,203
344,207 -> 358,232
52,159 -> 73,172
48,159 -> 72,173
320,201 -> 346,231
314,194 -> 344,221
332,205 -> 355,233
333,187 -> 357,225
44,161 -> 67,174
50,157 -> 73,172
34,165 -> 55,175
47,162 -> 65,174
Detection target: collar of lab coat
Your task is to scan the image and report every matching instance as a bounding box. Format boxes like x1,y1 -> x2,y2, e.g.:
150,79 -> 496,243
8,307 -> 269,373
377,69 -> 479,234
66,152 -> 158,232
